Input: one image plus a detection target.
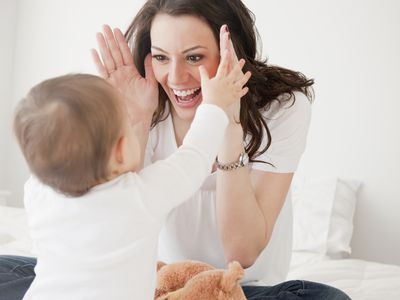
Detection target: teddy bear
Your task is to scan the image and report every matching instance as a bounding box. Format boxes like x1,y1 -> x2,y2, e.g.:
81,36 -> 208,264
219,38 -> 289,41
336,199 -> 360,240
154,260 -> 246,300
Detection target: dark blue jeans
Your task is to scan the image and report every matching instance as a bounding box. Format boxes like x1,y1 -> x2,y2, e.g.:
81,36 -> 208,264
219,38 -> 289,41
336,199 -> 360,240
0,255 -> 351,300
0,255 -> 36,300
242,281 -> 351,300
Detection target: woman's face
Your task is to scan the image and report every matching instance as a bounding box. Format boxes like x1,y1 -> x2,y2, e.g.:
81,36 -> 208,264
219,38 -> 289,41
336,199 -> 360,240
150,14 -> 220,123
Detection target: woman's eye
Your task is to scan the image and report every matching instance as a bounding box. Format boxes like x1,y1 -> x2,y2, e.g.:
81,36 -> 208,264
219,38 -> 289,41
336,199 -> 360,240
152,55 -> 168,62
186,55 -> 203,63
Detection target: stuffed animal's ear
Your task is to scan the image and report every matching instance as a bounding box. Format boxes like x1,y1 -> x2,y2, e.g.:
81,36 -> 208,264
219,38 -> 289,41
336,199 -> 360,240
157,288 -> 182,300
220,261 -> 245,293
157,261 -> 167,272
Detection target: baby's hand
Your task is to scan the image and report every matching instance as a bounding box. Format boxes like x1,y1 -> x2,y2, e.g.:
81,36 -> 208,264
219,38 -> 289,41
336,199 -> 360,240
199,49 -> 251,110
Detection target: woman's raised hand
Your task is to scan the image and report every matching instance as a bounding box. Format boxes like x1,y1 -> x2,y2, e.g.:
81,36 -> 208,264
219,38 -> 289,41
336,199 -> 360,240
91,25 -> 159,120
218,24 -> 244,124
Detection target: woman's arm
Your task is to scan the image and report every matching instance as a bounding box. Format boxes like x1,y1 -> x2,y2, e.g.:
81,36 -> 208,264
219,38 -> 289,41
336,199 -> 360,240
91,25 -> 159,169
215,25 -> 309,268
216,123 -> 293,268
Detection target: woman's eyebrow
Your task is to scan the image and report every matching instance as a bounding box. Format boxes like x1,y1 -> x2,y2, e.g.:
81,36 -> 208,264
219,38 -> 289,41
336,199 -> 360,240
151,46 -> 168,53
182,46 -> 207,54
151,45 -> 207,54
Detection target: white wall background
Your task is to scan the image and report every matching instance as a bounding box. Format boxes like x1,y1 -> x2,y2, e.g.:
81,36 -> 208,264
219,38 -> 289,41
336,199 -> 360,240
1,0 -> 399,265
0,0 -> 18,195
248,0 -> 400,266
3,0 -> 143,208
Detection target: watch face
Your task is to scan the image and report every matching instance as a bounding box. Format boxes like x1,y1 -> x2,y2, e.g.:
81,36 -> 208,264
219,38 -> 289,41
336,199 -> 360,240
240,153 -> 249,165
244,153 -> 249,164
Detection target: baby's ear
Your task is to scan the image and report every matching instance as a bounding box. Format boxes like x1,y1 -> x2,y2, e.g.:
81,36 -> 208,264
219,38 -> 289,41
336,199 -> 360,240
113,136 -> 126,164
157,289 -> 182,300
220,261 -> 244,293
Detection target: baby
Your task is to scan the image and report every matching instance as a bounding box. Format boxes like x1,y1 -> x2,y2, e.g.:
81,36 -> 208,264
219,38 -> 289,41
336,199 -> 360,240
13,52 -> 250,299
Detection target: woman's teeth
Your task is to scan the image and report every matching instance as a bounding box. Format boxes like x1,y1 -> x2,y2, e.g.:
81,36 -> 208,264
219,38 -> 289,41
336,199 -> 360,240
173,88 -> 200,98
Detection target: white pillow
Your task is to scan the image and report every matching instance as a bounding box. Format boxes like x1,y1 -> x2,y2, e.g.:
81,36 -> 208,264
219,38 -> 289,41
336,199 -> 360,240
291,176 -> 361,258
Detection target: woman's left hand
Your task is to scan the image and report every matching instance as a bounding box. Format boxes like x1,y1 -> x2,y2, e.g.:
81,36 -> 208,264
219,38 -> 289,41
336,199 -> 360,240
219,25 -> 243,125
91,25 -> 159,123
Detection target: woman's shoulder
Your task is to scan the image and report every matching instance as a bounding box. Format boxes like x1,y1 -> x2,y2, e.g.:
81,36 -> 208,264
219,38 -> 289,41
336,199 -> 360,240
261,91 -> 311,123
261,92 -> 311,120
250,92 -> 312,172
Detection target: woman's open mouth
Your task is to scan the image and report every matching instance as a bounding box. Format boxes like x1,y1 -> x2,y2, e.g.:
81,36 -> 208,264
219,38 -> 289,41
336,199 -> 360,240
172,87 -> 202,108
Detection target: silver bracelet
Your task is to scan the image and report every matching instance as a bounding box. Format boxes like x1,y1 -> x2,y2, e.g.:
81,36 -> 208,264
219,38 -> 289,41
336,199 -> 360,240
215,152 -> 249,171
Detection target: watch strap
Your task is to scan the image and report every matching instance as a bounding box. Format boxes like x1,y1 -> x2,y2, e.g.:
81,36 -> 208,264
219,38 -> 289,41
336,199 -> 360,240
215,152 -> 249,171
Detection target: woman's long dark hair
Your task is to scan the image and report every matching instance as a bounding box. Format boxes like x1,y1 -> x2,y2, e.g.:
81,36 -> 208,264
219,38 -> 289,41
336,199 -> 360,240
125,0 -> 314,162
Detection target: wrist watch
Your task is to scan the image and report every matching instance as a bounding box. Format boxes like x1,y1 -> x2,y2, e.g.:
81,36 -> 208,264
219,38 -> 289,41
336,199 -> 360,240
215,152 -> 249,171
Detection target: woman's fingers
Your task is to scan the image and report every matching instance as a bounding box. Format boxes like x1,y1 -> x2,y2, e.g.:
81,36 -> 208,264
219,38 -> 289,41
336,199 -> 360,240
93,25 -> 142,80
114,27 -> 135,66
228,34 -> 239,65
216,49 -> 230,78
220,24 -> 242,81
90,48 -> 108,78
144,54 -> 156,83
103,25 -> 124,68
219,25 -> 230,60
96,32 -> 116,73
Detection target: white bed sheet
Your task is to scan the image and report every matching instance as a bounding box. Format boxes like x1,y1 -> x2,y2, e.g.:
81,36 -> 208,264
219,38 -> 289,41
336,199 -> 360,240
288,252 -> 400,300
0,204 -> 32,256
2,205 -> 400,299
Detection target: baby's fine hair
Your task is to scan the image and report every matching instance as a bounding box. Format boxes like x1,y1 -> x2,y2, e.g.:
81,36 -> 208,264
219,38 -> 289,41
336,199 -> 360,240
13,74 -> 124,197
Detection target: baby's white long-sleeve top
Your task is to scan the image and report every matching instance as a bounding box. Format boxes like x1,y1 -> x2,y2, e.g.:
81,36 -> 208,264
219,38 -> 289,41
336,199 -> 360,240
22,104 -> 228,300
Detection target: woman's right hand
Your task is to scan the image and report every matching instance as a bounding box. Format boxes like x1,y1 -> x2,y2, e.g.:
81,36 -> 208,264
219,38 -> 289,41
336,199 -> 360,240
91,25 -> 159,121
218,25 -> 243,124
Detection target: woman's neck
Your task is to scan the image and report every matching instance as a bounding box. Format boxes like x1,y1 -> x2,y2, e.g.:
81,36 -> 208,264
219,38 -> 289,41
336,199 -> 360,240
171,109 -> 218,173
171,111 -> 192,147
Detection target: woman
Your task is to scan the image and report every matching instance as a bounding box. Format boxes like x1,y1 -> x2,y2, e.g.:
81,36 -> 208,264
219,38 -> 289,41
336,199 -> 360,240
0,0 -> 350,299
92,1 -> 349,299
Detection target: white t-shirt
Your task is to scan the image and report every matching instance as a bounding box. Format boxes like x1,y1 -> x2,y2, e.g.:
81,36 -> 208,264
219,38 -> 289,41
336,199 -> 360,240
146,92 -> 311,285
22,104 -> 228,300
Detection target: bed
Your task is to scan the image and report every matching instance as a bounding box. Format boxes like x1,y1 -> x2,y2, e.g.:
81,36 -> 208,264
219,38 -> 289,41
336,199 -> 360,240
287,252 -> 400,300
1,176 -> 400,300
287,176 -> 400,299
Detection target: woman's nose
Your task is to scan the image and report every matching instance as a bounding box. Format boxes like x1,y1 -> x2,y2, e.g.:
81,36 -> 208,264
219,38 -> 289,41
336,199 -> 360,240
167,60 -> 189,85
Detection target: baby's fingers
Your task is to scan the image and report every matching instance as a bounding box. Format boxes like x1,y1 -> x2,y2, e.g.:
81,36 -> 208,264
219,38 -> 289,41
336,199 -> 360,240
232,86 -> 249,101
235,71 -> 252,89
228,58 -> 246,81
198,65 -> 210,83
239,86 -> 249,98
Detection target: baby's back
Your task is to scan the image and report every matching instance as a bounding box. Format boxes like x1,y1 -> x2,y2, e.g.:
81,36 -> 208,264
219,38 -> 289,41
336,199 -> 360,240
23,174 -> 161,300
